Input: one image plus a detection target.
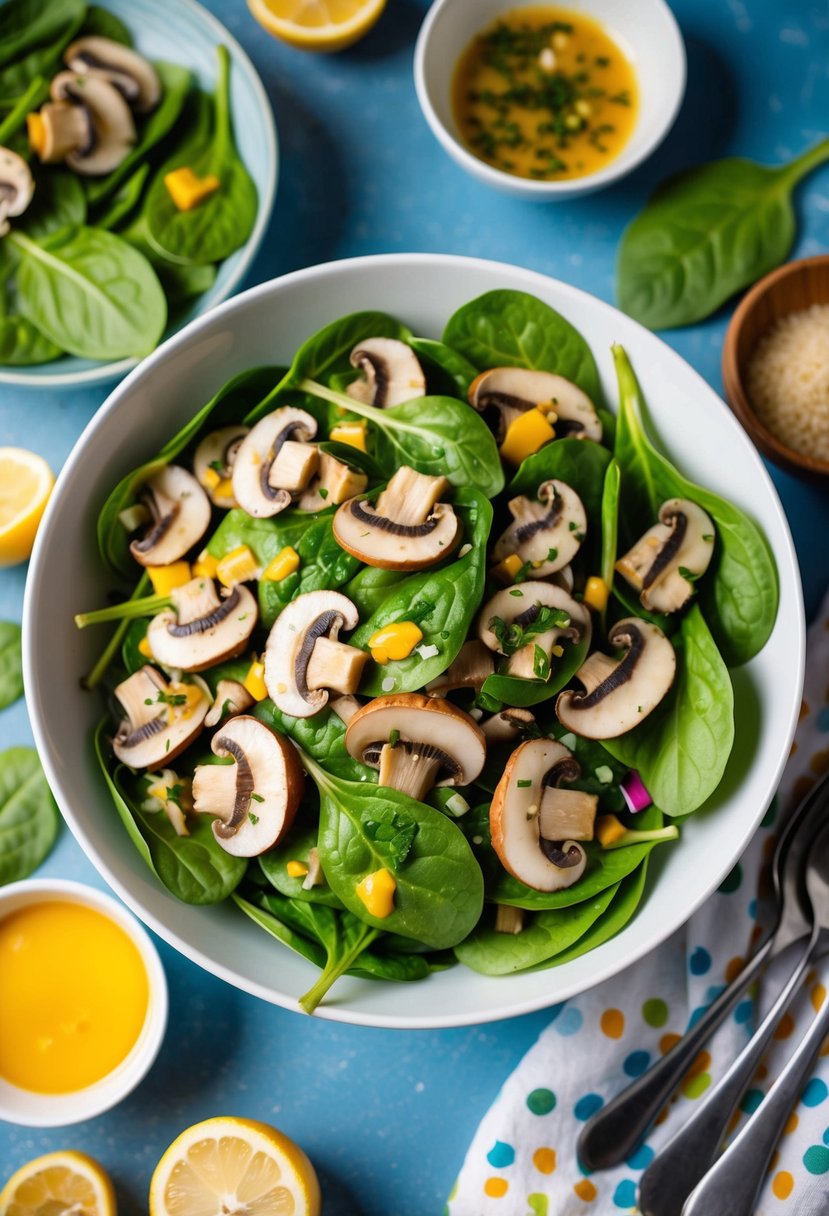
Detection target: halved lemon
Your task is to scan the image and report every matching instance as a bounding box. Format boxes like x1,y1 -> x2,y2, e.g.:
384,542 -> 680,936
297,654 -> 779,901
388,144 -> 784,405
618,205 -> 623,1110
247,0 -> 386,52
149,1116 -> 321,1216
0,447 -> 55,567
0,1150 -> 116,1216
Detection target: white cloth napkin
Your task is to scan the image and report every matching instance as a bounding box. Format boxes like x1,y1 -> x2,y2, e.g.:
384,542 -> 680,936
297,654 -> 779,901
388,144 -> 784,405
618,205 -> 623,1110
447,593 -> 829,1216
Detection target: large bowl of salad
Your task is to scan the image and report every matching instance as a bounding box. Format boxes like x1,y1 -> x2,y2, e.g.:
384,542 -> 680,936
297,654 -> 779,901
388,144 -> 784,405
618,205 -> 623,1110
23,254 -> 804,1027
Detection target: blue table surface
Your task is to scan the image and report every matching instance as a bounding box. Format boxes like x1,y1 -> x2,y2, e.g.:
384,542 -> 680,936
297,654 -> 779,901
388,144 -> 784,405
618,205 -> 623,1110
1,0 -> 828,1210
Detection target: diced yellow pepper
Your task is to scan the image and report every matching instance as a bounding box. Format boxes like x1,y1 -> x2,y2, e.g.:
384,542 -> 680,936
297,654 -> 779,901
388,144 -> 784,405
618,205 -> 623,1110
27,111 -> 45,157
287,860 -> 309,879
584,576 -> 609,613
214,477 -> 234,500
201,467 -> 221,491
596,815 -> 627,847
138,636 -> 154,659
499,407 -> 555,466
368,621 -> 423,664
217,544 -> 259,588
491,553 -> 524,585
355,868 -> 397,919
148,561 -> 191,596
164,167 -> 221,212
192,549 -> 218,580
329,422 -> 367,452
261,546 -> 301,583
243,657 -> 268,702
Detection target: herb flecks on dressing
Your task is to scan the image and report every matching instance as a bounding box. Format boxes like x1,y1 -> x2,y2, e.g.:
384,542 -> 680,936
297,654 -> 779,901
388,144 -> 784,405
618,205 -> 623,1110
453,5 -> 638,181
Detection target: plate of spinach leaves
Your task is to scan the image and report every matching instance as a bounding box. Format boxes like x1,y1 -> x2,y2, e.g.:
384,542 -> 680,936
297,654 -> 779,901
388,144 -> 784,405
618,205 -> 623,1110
23,254 -> 803,1026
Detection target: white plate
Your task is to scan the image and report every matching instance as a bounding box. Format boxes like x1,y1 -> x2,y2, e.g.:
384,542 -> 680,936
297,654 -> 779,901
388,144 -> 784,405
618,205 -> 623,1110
24,254 -> 804,1028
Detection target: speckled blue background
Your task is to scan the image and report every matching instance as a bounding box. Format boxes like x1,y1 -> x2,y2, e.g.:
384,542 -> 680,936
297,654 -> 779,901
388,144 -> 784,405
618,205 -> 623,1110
1,1 -> 828,1211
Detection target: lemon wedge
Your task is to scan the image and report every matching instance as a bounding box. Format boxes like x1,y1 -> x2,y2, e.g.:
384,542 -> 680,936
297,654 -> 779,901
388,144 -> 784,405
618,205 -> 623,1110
0,447 -> 54,567
149,1116 -> 321,1216
0,1150 -> 116,1216
247,0 -> 386,52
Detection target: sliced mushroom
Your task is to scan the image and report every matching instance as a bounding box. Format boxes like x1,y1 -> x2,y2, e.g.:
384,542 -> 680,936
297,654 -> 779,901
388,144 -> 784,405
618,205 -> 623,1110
493,480 -> 587,578
193,426 -> 249,509
490,737 -> 593,892
345,693 -> 486,803
333,465 -> 461,570
616,499 -> 716,614
478,581 -> 591,681
556,618 -> 677,739
64,37 -> 162,113
481,707 -> 537,745
265,590 -> 368,719
0,149 -> 34,235
29,101 -> 92,163
191,716 -> 304,858
204,679 -> 255,727
129,465 -> 211,568
112,666 -> 209,770
49,72 -> 136,175
426,641 -> 494,697
347,338 -> 426,408
468,367 -> 602,443
146,578 -> 258,672
232,407 -> 318,519
298,451 -> 368,512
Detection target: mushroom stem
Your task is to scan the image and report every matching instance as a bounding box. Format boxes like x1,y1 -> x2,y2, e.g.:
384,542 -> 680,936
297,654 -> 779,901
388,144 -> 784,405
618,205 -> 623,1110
378,743 -> 442,802
75,592 -> 171,629
306,637 -> 367,695
189,763 -> 239,825
602,824 -> 679,851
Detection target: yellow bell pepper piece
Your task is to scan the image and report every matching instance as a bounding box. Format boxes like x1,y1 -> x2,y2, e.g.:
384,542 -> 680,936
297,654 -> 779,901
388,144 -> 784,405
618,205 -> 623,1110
243,657 -> 268,702
27,112 -> 46,157
499,408 -> 555,466
355,868 -> 397,919
368,621 -> 423,664
329,422 -> 367,452
596,815 -> 627,847
584,576 -> 609,613
192,549 -> 219,579
261,546 -> 301,582
137,635 -> 154,659
147,561 -> 191,596
491,553 -> 524,585
286,860 -> 309,879
201,467 -> 221,491
164,167 -> 221,212
216,545 -> 259,588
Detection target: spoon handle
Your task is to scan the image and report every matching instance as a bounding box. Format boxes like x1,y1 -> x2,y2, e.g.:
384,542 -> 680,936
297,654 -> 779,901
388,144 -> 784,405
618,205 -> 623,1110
578,936 -> 773,1171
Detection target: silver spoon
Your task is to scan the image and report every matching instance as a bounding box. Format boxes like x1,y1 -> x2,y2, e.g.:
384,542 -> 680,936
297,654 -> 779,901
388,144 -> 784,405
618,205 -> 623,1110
681,814 -> 829,1216
578,772 -> 828,1172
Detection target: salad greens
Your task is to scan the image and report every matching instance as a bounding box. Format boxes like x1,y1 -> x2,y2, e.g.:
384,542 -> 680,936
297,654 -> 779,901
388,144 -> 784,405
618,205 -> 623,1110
0,621 -> 23,709
0,747 -> 60,885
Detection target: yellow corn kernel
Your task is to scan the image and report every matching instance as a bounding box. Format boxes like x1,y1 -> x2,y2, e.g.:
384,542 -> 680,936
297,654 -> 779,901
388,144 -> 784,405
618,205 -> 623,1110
368,621 -> 423,664
492,553 -> 524,585
287,860 -> 309,879
596,815 -> 627,847
584,576 -> 609,613
201,467 -> 221,491
192,549 -> 218,580
243,657 -> 268,702
214,477 -> 234,500
217,544 -> 259,588
164,166 -> 221,211
137,636 -> 154,659
147,561 -> 191,596
261,545 -> 301,583
27,111 -> 45,157
329,422 -> 367,452
355,868 -> 397,919
499,408 -> 555,466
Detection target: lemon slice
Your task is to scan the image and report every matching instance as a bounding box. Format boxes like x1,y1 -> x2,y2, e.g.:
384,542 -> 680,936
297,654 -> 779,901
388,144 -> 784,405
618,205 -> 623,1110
247,0 -> 386,52
0,447 -> 54,567
0,1150 -> 116,1216
149,1116 -> 321,1216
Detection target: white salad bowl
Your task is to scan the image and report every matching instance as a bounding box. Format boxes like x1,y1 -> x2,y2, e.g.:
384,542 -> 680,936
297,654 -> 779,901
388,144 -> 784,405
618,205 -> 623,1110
414,0 -> 686,200
24,254 -> 803,1028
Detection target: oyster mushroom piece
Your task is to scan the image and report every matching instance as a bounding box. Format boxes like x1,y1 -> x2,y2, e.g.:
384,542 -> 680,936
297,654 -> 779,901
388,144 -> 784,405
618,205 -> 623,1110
333,465 -> 461,570
426,641 -> 494,696
49,72 -> 136,175
265,590 -> 369,719
490,738 -> 595,892
478,581 -> 591,681
129,465 -> 211,567
0,149 -> 34,235
616,499 -> 717,614
556,618 -> 677,739
468,367 -> 602,443
232,407 -> 319,518
347,337 -> 426,408
192,716 -> 304,858
204,679 -> 255,727
481,707 -> 537,745
345,693 -> 486,803
492,479 -> 587,578
298,451 -> 368,512
146,577 -> 258,672
193,426 -> 249,509
112,666 -> 209,770
64,36 -> 162,113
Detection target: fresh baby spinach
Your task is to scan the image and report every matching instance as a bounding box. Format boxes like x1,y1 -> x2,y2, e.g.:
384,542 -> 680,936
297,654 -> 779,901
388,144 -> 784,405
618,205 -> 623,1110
0,621 -> 24,709
259,822 -> 343,908
600,459 -> 621,607
255,700 -> 375,785
480,632 -> 589,711
0,0 -> 85,104
92,165 -> 150,232
0,747 -> 59,885
79,5 -> 132,44
19,170 -> 86,240
538,862 -> 650,970
343,566 -> 404,618
408,336 -> 478,398
0,315 -> 61,365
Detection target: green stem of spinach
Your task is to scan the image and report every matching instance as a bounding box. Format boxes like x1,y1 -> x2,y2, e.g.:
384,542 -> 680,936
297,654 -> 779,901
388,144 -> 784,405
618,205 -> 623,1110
299,922 -> 382,1015
213,44 -> 231,159
604,824 -> 679,850
0,76 -> 48,146
781,136 -> 829,188
299,377 -> 425,439
75,592 -> 170,629
82,573 -> 150,689
599,459 -> 620,633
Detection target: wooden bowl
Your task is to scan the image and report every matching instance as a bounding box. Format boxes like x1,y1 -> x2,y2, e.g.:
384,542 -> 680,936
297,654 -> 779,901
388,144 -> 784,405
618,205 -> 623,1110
722,255 -> 829,481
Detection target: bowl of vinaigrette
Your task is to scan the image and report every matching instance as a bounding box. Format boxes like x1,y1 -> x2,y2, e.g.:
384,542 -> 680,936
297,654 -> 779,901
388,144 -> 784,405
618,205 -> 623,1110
414,0 -> 686,198
0,880 -> 167,1126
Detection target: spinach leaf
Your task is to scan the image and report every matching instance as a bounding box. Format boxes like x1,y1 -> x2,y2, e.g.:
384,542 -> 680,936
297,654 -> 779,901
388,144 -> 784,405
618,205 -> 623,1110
0,75 -> 49,145
601,459 -> 621,609
18,170 -> 86,240
94,719 -> 155,871
617,139 -> 829,329
318,440 -> 384,482
92,165 -> 149,231
0,0 -> 85,104
161,260 -> 218,308
0,747 -> 59,885
0,621 -> 23,709
0,315 -> 62,365
79,6 -> 133,44
259,822 -> 343,908
408,336 -> 477,398
613,344 -> 778,665
343,566 -> 404,618
479,632 -> 589,710
235,891 -> 326,968
541,862 -> 649,969
255,700 -> 375,785
442,289 -> 603,405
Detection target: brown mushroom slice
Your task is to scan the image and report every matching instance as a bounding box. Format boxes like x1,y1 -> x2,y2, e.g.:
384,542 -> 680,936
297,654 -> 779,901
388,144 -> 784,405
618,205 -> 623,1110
0,149 -> 34,235
426,641 -> 494,697
481,707 -> 537,745
492,479 -> 587,577
112,666 -> 209,770
478,581 -> 591,681
297,451 -> 368,512
129,465 -> 211,567
191,716 -> 304,858
193,426 -> 249,509
333,465 -> 461,570
30,101 -> 92,163
50,72 -> 136,175
346,694 -> 486,802
616,498 -> 716,614
64,37 -> 162,113
204,679 -> 255,728
556,617 -> 677,739
468,367 -> 602,443
232,407 -> 319,519
146,578 -> 258,672
347,338 -> 426,408
264,590 -> 368,719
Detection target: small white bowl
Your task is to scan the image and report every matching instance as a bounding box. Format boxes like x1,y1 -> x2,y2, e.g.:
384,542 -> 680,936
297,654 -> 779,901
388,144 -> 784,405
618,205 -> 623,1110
0,879 -> 167,1127
414,0 -> 686,200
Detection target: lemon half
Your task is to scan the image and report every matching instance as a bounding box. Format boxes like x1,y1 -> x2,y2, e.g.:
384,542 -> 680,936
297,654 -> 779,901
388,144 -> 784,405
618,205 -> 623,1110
0,447 -> 54,566
247,0 -> 386,52
0,1150 -> 116,1216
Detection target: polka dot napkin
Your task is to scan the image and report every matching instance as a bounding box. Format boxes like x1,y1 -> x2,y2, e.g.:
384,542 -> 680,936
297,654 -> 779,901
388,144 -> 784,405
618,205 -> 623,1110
447,595 -> 829,1215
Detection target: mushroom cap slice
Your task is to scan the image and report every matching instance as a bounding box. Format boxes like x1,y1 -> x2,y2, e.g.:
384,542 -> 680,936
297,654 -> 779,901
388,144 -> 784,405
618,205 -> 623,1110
468,367 -> 602,443
31,101 -> 93,163
129,465 -> 211,567
112,666 -> 209,770
490,737 -> 590,892
147,579 -> 258,672
478,581 -> 591,679
556,617 -> 677,739
51,72 -> 136,175
192,716 -> 304,858
333,466 -> 461,571
480,707 -> 537,745
64,36 -> 162,113
193,426 -> 249,509
204,679 -> 255,727
232,407 -> 318,519
347,337 -> 426,408
264,589 -> 367,719
0,148 -> 34,234
493,479 -> 587,577
616,498 -> 716,614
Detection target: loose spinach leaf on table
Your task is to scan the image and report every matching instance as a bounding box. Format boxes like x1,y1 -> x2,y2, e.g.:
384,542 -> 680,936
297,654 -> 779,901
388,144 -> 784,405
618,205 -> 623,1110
408,336 -> 478,398
0,621 -> 23,709
0,747 -> 59,885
